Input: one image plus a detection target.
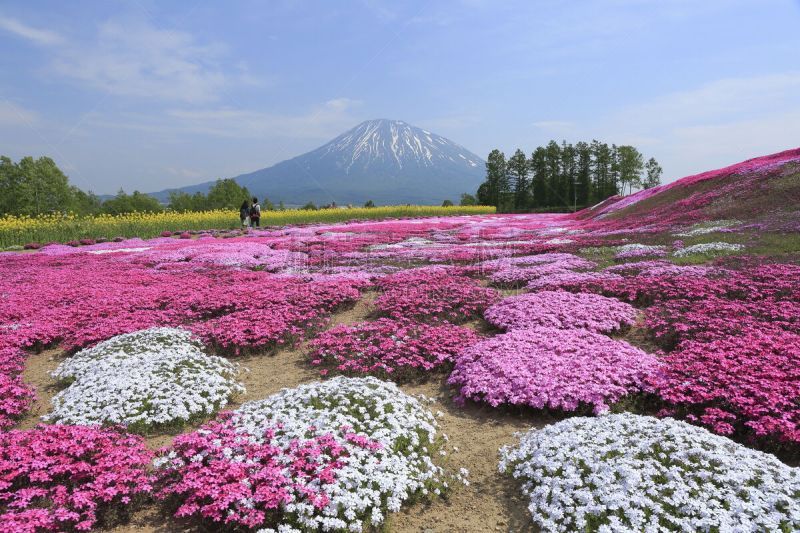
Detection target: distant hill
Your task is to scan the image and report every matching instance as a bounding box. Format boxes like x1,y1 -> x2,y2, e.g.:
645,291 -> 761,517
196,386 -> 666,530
150,119 -> 485,205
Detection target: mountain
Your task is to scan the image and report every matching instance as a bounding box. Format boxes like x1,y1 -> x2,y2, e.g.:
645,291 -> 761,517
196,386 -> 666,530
151,119 -> 486,205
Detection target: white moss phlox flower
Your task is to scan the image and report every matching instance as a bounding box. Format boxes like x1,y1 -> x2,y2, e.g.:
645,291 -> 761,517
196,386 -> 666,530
500,413 -> 800,532
47,327 -> 244,429
230,376 -> 446,531
673,242 -> 744,257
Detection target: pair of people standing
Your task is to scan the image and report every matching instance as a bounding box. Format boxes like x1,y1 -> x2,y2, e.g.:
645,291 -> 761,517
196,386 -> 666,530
239,197 -> 261,228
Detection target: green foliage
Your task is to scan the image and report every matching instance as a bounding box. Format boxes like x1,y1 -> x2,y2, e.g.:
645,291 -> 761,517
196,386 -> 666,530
643,157 -> 663,189
301,201 -> 318,211
459,193 -> 477,206
101,190 -> 164,215
441,199 -> 454,207
364,200 -> 376,208
0,155 -> 93,216
475,142 -> 660,213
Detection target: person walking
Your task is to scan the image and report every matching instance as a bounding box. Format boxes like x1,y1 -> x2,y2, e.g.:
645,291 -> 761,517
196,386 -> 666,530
239,199 -> 251,228
249,197 -> 261,227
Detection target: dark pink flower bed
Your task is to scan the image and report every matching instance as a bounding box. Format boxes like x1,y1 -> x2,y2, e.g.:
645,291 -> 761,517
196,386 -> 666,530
373,267 -> 500,323
308,318 -> 479,378
0,425 -> 153,532
155,418 -> 358,529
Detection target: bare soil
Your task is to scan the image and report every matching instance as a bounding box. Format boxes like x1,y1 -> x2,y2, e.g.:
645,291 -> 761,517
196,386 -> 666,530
19,293 -> 541,533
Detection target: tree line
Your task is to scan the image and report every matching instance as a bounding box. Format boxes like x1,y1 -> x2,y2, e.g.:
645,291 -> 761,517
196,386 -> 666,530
473,141 -> 663,212
0,155 -> 280,216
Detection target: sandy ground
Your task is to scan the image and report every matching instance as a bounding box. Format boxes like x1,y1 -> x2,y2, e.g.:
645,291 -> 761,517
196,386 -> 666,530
18,292 -> 541,533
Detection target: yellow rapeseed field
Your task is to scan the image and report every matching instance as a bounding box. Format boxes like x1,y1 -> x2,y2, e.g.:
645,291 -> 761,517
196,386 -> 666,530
0,205 -> 495,248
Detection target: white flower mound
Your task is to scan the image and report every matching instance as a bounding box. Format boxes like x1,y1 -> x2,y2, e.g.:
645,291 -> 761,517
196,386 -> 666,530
673,242 -> 744,257
231,376 -> 449,531
500,414 -> 800,533
47,328 -> 244,429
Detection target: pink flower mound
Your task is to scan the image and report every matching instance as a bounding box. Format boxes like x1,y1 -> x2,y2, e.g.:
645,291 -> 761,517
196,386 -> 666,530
488,257 -> 596,286
526,270 -> 623,291
647,328 -> 800,443
0,425 -> 153,532
155,418 -> 367,529
484,291 -> 637,333
374,267 -> 499,323
308,318 -> 479,378
449,327 -> 660,413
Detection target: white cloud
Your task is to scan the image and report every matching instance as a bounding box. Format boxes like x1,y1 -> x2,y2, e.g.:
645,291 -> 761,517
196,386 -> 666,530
0,15 -> 63,46
86,97 -> 363,141
49,20 -> 247,104
601,72 -> 800,182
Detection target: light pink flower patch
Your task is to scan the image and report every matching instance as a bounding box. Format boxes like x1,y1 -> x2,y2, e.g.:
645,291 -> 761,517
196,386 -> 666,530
449,327 -> 660,414
484,291 -> 637,333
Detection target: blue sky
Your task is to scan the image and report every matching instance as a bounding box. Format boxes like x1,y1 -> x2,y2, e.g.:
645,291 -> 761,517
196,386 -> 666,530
1,0 -> 799,195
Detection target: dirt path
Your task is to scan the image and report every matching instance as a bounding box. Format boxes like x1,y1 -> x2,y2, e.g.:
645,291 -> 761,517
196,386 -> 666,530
19,293 -> 541,533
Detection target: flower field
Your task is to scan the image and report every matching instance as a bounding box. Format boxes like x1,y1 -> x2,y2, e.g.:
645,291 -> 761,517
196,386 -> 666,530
0,205 -> 495,249
0,147 -> 799,531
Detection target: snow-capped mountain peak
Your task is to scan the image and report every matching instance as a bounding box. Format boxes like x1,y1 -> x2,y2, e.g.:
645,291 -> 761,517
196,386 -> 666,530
316,119 -> 482,173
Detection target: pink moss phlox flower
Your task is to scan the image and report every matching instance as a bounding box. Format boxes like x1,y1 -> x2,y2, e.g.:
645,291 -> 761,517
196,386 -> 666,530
484,291 -> 637,333
0,425 -> 153,532
374,267 -> 499,323
449,327 -> 660,414
308,318 -> 479,378
155,418 -> 370,529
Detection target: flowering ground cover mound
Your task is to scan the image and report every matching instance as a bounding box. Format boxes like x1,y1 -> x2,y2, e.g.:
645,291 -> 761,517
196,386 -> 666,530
46,328 -> 244,431
373,267 -> 499,323
500,414 -> 800,532
449,327 -> 660,413
157,377 -> 457,531
484,291 -> 637,333
307,318 -> 479,379
0,425 -> 153,532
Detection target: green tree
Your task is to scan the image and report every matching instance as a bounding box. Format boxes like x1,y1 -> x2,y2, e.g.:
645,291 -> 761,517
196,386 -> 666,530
16,156 -> 74,215
459,193 -> 477,206
477,149 -> 509,207
441,199 -> 454,207
0,156 -> 23,215
617,145 -> 645,195
206,179 -> 251,210
560,142 -> 577,210
168,191 -> 208,212
575,141 -> 592,207
301,201 -> 318,211
507,148 -> 529,210
70,187 -> 102,215
363,200 -> 375,208
101,190 -> 164,215
643,157 -> 663,189
529,147 -> 547,208
544,141 -> 562,207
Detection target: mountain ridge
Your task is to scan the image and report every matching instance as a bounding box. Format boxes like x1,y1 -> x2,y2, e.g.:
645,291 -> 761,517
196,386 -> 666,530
149,119 -> 485,205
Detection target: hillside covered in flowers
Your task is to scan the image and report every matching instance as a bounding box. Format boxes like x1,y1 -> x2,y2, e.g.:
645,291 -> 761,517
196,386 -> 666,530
0,148 -> 798,532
